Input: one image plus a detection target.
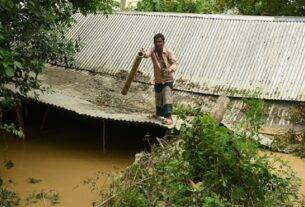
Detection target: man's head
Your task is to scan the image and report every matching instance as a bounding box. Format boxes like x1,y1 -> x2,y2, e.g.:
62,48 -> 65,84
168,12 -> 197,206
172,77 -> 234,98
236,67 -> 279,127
154,33 -> 165,53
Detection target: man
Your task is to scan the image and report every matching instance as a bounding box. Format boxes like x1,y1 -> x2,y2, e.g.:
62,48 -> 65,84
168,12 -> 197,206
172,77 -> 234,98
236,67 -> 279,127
141,33 -> 178,125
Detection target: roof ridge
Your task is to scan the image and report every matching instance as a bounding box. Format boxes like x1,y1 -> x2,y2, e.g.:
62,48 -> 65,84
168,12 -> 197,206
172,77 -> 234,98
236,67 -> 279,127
90,11 -> 305,22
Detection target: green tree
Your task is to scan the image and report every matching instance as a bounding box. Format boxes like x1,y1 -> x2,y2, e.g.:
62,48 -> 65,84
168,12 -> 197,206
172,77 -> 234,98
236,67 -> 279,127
136,0 -> 305,15
231,0 -> 305,16
0,1 -> 112,204
137,0 -> 208,13
0,0 -> 113,135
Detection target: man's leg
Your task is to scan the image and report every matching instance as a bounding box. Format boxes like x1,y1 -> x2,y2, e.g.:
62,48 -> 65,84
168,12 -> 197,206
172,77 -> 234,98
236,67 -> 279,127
154,83 -> 163,117
162,82 -> 173,125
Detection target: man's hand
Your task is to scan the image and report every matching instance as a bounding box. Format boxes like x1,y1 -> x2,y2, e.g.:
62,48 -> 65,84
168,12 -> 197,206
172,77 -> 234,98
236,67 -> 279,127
139,48 -> 145,56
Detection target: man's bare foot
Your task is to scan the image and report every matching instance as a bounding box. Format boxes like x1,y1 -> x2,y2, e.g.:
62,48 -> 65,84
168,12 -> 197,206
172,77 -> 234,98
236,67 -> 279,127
163,117 -> 173,125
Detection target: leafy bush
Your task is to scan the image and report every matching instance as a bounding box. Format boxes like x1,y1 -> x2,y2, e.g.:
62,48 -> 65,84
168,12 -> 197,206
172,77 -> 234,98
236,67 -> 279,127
0,0 -> 114,136
290,103 -> 305,125
99,111 -> 304,206
136,0 -> 305,16
136,0 -> 225,13
271,129 -> 305,158
241,95 -> 266,133
269,100 -> 305,158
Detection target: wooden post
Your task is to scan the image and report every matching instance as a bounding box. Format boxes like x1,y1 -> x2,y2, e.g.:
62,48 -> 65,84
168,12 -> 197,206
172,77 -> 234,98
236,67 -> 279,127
102,119 -> 106,153
41,107 -> 50,129
15,105 -> 26,139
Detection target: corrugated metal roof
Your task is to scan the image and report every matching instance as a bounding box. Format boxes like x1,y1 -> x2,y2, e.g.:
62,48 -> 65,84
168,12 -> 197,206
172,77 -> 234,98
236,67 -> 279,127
66,12 -> 305,101
31,65 -> 298,130
27,89 -> 167,126
222,99 -> 293,127
34,65 -> 218,127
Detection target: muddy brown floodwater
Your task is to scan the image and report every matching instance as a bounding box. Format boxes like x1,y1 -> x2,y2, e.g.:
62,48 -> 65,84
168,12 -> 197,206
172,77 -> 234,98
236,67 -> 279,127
1,102 -> 305,206
264,151 -> 305,196
0,102 -> 164,207
1,133 -> 135,207
3,137 -> 305,207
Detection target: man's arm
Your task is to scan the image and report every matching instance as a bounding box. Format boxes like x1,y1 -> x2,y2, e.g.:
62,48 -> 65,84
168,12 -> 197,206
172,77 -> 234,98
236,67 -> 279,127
140,47 -> 153,58
168,48 -> 178,72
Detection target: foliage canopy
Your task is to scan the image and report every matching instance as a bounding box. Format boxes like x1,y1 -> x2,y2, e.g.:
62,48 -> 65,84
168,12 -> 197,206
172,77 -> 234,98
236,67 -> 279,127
0,0 -> 113,133
0,0 -> 113,205
136,0 -> 305,16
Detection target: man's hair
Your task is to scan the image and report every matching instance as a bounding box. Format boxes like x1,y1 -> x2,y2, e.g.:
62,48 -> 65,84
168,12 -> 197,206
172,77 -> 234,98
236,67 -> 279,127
154,33 -> 165,42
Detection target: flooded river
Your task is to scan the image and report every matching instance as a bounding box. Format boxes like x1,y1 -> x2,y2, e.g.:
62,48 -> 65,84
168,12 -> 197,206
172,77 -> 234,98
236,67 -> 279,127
2,135 -> 305,207
1,134 -> 134,207
1,103 -> 305,206
0,103 -> 163,207
264,151 -> 305,196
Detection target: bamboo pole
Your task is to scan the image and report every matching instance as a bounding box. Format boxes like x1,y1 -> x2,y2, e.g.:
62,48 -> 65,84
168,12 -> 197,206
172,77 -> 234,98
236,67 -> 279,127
121,52 -> 144,95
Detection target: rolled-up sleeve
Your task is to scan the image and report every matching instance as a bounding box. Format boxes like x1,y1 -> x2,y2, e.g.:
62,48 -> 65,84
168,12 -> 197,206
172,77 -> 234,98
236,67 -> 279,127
168,48 -> 178,72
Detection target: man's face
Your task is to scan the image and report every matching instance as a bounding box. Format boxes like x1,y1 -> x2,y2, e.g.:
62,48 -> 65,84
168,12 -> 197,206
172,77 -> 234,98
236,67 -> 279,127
154,37 -> 164,53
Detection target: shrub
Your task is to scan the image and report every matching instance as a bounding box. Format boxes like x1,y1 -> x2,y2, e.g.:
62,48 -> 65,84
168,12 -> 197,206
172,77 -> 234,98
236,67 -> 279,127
99,111 -> 304,207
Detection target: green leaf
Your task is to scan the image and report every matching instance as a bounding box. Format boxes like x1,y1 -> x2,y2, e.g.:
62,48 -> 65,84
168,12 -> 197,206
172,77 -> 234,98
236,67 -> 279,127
13,61 -> 22,69
4,66 -> 15,77
232,187 -> 246,201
